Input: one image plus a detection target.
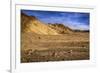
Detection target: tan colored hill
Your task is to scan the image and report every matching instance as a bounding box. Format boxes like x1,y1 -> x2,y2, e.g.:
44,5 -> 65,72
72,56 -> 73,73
21,13 -> 58,35
48,23 -> 73,34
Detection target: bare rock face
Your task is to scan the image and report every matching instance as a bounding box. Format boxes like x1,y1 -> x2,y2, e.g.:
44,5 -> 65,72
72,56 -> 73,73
21,13 -> 58,35
48,23 -> 73,34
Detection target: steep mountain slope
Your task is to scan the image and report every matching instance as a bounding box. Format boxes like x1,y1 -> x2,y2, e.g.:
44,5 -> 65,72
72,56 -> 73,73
21,13 -> 58,35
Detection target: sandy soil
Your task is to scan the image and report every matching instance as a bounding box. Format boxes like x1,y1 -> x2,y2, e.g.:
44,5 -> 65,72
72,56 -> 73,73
21,32 -> 89,63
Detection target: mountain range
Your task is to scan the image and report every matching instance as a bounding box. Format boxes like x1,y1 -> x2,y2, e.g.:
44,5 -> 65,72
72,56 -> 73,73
21,13 -> 88,35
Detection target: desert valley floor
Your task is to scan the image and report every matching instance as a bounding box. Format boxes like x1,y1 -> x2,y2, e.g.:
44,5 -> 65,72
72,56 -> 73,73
21,32 -> 89,62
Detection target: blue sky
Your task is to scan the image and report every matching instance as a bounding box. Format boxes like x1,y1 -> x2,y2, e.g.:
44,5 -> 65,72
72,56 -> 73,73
21,10 -> 90,30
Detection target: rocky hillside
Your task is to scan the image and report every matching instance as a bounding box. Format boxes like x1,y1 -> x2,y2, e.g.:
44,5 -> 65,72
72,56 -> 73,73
21,13 -> 58,35
21,13 -> 87,35
48,23 -> 73,34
